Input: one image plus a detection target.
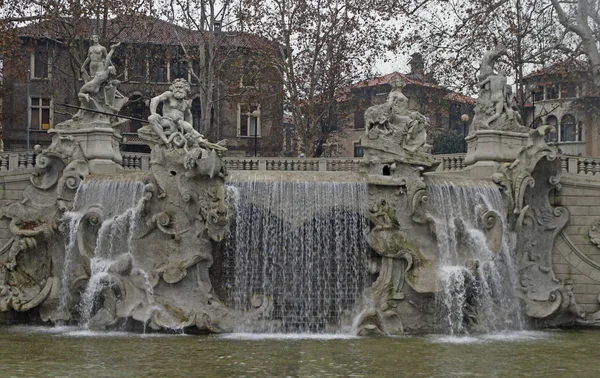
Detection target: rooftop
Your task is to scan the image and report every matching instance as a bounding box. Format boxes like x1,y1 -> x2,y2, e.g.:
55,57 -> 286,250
351,72 -> 476,105
16,15 -> 274,49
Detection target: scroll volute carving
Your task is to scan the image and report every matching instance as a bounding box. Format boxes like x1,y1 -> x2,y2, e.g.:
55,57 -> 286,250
30,152 -> 67,190
77,205 -> 104,259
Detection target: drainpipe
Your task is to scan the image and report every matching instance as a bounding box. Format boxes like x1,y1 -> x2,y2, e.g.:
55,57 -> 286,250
26,69 -> 31,150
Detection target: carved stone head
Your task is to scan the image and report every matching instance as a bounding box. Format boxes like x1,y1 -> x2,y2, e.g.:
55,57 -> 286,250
170,78 -> 191,100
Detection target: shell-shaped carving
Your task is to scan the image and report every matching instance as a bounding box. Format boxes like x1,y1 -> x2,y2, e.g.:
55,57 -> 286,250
30,152 -> 67,190
482,210 -> 498,229
57,160 -> 89,203
77,205 -> 104,259
181,190 -> 197,203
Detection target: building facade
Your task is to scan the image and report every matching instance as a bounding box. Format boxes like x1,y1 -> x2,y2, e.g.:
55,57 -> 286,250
333,55 -> 475,157
1,17 -> 284,156
523,60 -> 600,157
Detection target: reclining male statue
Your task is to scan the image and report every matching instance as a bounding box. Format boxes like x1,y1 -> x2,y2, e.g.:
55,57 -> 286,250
148,78 -> 226,151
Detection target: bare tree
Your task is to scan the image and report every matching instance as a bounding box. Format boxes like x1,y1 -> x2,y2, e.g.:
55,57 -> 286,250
397,0 -> 573,110
1,0 -> 152,97
551,0 -> 600,86
242,0 -> 400,156
156,0 -> 280,140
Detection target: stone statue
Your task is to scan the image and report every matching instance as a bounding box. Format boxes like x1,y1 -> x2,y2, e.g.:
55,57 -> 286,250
78,42 -> 120,104
479,70 -> 507,127
470,46 -> 527,133
478,44 -> 506,82
62,39 -> 127,129
147,78 -> 226,152
361,78 -> 432,166
80,35 -> 108,81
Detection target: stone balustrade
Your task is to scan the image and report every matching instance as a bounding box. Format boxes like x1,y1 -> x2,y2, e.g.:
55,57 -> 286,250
2,150 -> 600,178
435,153 -> 600,177
0,151 -> 38,172
224,157 -> 362,172
435,154 -> 466,172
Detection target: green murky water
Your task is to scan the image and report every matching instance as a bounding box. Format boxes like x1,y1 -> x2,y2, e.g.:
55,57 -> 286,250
1,327 -> 599,377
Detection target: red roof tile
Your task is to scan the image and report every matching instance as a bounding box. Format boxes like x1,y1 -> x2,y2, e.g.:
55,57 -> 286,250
16,16 -> 274,49
351,71 -> 475,104
524,59 -> 589,79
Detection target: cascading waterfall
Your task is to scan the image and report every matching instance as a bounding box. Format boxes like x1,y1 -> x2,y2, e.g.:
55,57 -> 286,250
223,180 -> 370,333
58,176 -> 145,325
427,177 -> 523,334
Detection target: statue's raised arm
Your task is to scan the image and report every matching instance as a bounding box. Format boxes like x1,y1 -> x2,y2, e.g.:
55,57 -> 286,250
479,44 -> 507,81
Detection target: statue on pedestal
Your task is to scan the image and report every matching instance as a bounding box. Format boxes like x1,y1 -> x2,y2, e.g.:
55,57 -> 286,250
471,45 -> 528,133
361,79 -> 432,166
147,78 -> 226,152
80,35 -> 108,80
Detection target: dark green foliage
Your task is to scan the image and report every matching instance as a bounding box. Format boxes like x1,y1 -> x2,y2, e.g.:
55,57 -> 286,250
432,131 -> 466,154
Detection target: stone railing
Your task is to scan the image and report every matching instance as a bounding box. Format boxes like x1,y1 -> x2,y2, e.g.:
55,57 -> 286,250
0,151 -> 38,173
434,153 -> 600,178
224,157 -> 362,172
2,149 -> 600,178
434,153 -> 467,172
121,153 -> 150,171
560,155 -> 600,176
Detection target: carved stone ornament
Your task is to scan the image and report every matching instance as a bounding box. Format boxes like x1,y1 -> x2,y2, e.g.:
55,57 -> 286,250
493,125 -> 584,323
589,220 -> 600,248
470,45 -> 528,134
360,79 -> 433,167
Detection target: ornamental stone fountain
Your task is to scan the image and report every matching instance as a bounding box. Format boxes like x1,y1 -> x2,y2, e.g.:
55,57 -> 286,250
0,44 -> 589,335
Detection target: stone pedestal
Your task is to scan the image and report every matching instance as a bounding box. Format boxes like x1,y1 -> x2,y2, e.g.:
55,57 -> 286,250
463,130 -> 529,178
465,130 -> 529,165
49,127 -> 123,174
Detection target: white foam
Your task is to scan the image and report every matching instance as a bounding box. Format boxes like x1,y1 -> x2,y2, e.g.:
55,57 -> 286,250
218,333 -> 360,340
430,330 -> 551,344
3,325 -> 187,338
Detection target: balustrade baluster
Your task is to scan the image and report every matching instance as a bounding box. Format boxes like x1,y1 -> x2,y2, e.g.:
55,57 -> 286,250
578,159 -> 586,175
0,155 -> 7,171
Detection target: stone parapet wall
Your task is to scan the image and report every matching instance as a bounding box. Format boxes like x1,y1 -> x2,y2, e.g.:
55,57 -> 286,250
435,153 -> 600,178
553,175 -> 600,313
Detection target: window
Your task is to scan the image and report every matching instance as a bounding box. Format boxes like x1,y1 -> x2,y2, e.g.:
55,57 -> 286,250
238,104 -> 261,136
240,73 -> 257,88
31,48 -> 50,79
192,98 -> 202,132
170,48 -> 188,81
30,97 -> 51,130
560,83 -> 577,98
150,58 -> 168,83
533,85 -> 544,102
545,84 -> 558,100
191,59 -> 200,83
354,142 -> 364,158
127,48 -> 146,82
120,95 -> 149,134
560,114 -> 580,142
354,110 -> 365,129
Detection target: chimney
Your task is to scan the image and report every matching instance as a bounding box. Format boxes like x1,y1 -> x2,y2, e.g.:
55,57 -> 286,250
409,53 -> 424,76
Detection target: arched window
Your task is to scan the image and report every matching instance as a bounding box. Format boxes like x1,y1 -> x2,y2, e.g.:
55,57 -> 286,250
545,115 -> 558,142
560,114 -> 578,142
191,98 -> 202,132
